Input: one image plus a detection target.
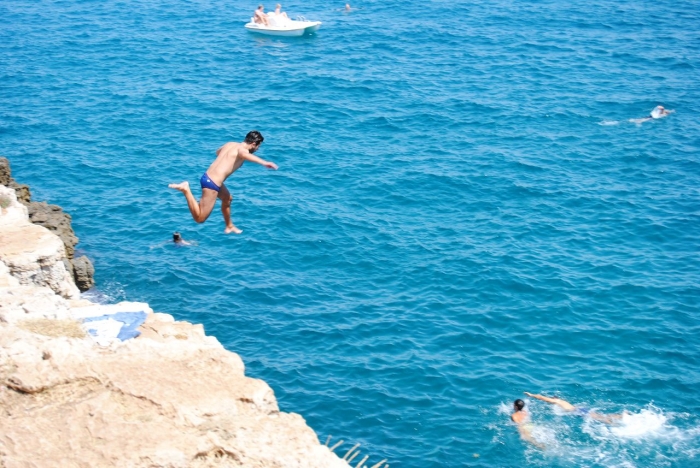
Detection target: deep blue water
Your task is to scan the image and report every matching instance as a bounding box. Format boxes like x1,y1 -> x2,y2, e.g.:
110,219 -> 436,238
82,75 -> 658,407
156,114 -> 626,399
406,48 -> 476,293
2,0 -> 700,466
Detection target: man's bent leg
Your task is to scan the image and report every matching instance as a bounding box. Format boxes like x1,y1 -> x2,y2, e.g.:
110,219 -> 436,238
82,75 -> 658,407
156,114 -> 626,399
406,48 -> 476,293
589,412 -> 624,424
218,184 -> 242,234
169,182 -> 218,223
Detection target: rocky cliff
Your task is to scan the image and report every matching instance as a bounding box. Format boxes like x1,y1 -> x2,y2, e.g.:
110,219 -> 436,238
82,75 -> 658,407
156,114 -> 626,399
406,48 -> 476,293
0,157 -> 94,291
0,183 -> 363,468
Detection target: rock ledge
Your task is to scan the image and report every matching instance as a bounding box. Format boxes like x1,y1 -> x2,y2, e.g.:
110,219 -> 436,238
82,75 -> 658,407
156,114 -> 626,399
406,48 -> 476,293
0,183 -> 351,468
0,157 -> 95,291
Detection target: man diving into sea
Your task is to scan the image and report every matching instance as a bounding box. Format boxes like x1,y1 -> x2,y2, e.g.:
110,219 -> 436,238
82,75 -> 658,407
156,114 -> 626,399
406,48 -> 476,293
168,130 -> 278,234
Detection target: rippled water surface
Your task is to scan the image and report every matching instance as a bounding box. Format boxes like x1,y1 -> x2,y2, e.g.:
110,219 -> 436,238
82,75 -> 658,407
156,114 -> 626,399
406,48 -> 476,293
2,0 -> 700,466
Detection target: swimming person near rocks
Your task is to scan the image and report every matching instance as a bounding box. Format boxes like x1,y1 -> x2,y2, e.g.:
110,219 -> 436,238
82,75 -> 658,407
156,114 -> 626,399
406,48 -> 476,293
511,399 -> 545,449
524,392 -> 625,424
172,232 -> 192,246
168,131 -> 278,234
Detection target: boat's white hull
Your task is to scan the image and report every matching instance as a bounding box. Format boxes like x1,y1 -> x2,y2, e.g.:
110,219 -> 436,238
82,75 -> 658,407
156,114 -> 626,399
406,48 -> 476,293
245,21 -> 321,37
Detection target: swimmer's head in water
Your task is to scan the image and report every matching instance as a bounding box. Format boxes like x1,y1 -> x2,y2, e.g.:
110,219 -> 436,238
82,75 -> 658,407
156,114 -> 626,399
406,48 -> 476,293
514,399 -> 525,411
173,232 -> 182,243
650,106 -> 665,119
245,130 -> 264,152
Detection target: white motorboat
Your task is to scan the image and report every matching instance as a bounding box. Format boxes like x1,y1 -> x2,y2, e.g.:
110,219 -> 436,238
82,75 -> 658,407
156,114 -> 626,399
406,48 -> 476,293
245,13 -> 321,37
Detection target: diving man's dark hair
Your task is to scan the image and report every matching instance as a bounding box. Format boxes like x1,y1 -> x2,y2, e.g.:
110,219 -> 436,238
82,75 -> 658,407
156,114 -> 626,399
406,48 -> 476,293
244,130 -> 264,145
514,399 -> 525,411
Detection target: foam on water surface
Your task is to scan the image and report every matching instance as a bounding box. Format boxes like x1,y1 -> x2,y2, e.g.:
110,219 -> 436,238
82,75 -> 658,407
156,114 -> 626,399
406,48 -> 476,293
609,409 -> 669,439
501,402 -> 700,467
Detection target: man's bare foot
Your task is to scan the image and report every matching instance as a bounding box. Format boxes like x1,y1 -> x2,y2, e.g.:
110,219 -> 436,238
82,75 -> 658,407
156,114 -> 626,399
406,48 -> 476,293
225,225 -> 242,235
168,181 -> 190,193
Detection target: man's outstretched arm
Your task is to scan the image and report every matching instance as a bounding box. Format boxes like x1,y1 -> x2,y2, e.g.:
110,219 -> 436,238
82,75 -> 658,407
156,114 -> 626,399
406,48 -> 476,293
524,392 -> 575,410
524,392 -> 559,403
241,150 -> 278,170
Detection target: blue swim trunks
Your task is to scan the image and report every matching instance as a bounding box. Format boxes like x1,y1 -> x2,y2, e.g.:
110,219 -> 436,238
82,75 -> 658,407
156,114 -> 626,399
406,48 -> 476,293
575,407 -> 590,416
200,172 -> 220,192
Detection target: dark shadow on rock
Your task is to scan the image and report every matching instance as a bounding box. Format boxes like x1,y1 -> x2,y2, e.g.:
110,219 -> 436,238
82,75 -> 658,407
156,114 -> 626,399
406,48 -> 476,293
72,255 -> 95,291
0,158 -> 31,203
27,202 -> 79,257
0,158 -> 11,186
10,181 -> 31,205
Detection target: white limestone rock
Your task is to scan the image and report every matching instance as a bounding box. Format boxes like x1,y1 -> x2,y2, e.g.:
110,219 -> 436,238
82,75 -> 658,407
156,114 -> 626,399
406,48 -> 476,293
0,261 -> 20,289
0,185 -> 29,228
0,284 -> 72,324
0,318 -> 353,468
0,184 -> 79,299
0,222 -> 79,299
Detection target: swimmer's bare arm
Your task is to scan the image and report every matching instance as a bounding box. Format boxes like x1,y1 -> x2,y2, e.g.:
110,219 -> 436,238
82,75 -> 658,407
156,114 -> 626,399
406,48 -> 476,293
524,392 -> 557,403
239,148 -> 278,170
524,392 -> 575,410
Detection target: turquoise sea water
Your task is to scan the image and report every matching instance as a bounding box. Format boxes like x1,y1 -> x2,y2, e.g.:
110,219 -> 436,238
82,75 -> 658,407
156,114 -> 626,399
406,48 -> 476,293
2,0 -> 700,466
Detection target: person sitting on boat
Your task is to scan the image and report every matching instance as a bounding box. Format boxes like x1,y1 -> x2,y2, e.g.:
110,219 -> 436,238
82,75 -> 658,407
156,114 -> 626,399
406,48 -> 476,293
274,4 -> 288,18
254,5 -> 270,25
266,3 -> 291,26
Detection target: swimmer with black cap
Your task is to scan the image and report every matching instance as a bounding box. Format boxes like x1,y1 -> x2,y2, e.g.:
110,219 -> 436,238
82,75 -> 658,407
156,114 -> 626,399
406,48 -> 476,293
511,399 -> 545,449
172,232 -> 192,246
